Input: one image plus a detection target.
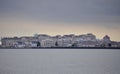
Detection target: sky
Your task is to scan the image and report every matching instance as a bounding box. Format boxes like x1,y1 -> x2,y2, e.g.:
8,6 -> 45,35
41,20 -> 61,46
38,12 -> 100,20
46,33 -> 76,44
0,0 -> 120,41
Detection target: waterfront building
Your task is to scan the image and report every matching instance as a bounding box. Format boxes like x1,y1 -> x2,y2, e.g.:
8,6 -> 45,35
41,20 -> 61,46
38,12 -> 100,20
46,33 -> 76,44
30,41 -> 38,48
1,37 -> 21,48
101,35 -> 111,47
36,34 -> 51,41
15,41 -> 25,48
41,39 -> 56,47
103,35 -> 110,42
1,33 -> 120,48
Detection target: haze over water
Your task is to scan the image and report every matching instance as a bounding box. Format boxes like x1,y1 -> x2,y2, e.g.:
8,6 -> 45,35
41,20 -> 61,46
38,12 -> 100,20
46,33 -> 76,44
0,49 -> 120,74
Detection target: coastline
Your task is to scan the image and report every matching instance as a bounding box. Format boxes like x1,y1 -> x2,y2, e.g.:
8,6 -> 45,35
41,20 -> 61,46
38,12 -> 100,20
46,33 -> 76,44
0,47 -> 120,49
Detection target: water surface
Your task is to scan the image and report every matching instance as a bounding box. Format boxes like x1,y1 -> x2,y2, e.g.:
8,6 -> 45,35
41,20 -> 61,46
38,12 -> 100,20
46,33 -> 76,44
0,49 -> 120,74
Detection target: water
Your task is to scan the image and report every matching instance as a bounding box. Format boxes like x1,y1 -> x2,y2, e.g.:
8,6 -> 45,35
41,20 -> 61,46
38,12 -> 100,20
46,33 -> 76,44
0,49 -> 120,74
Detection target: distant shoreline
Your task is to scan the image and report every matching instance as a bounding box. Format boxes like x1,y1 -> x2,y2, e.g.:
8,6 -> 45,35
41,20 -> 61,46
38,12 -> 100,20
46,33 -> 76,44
0,47 -> 120,49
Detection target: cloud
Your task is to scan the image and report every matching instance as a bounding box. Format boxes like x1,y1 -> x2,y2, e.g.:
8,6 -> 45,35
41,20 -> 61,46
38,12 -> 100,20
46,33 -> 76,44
0,0 -> 120,41
0,0 -> 120,22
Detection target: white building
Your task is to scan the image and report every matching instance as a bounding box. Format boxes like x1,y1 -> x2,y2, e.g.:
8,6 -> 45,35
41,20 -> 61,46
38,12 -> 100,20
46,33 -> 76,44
1,33 -> 120,48
41,39 -> 56,47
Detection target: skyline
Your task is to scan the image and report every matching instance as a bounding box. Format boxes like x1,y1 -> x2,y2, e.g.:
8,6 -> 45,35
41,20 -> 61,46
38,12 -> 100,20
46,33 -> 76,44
1,33 -> 120,48
0,0 -> 120,41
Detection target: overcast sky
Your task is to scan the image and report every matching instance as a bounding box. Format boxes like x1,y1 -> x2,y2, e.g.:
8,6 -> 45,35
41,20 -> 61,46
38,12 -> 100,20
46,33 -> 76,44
0,0 -> 120,41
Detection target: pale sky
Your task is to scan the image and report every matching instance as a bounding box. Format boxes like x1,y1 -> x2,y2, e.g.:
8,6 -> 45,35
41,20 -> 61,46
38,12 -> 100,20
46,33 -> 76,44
0,0 -> 120,41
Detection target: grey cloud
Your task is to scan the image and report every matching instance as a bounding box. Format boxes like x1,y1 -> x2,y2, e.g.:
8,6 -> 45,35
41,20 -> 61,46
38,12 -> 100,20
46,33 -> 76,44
0,0 -> 120,23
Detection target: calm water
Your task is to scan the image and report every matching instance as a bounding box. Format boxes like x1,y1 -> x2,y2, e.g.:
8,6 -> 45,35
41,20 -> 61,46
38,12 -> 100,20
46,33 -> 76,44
0,49 -> 120,74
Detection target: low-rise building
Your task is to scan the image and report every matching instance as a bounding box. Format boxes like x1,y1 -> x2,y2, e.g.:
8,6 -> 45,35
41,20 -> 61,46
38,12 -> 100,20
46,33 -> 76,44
41,39 -> 56,47
1,34 -> 120,48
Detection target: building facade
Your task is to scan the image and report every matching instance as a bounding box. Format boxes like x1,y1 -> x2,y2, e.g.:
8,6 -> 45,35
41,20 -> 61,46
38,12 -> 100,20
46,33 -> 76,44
1,34 -> 120,48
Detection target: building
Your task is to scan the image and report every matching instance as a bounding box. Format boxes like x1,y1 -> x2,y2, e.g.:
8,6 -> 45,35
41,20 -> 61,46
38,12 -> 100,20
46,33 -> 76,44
101,35 -> 111,47
1,33 -> 120,48
1,37 -> 21,48
41,39 -> 56,47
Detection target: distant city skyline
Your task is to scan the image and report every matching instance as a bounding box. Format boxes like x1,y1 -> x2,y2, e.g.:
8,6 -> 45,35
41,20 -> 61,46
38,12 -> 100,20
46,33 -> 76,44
0,0 -> 120,41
